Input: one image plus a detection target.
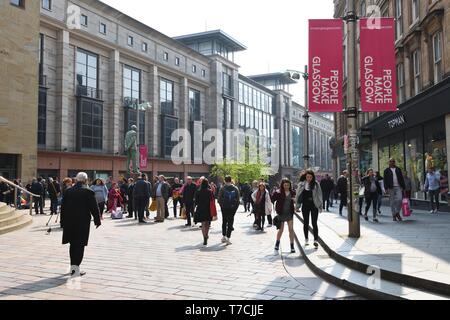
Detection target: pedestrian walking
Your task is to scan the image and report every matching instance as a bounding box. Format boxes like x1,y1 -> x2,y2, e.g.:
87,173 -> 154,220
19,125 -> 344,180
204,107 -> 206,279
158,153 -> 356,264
61,172 -> 101,277
170,177 -> 183,218
30,178 -> 44,215
218,176 -> 240,244
271,178 -> 296,253
153,175 -> 170,222
329,176 -> 336,208
133,173 -> 151,224
241,182 -> 252,213
90,178 -> 108,220
424,167 -> 441,214
182,176 -> 198,227
48,177 -> 61,215
319,174 -> 334,212
361,169 -> 382,222
119,177 -> 129,215
107,182 -> 123,214
194,178 -> 214,246
296,170 -> 323,248
337,171 -> 348,216
384,158 -> 406,222
250,180 -> 259,228
375,171 -> 384,214
251,182 -> 273,232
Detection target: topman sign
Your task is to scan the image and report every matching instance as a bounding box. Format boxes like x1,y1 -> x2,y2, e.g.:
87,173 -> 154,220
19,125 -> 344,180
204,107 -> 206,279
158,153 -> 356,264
387,115 -> 406,129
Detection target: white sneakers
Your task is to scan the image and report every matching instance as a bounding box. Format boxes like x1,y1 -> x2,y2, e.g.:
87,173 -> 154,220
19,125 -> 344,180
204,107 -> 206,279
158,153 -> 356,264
305,239 -> 309,246
221,236 -> 228,243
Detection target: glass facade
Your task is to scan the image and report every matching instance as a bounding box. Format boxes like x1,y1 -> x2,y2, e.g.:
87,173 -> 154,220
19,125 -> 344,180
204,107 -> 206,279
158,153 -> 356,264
78,100 -> 103,151
123,66 -> 140,102
378,118 -> 448,203
189,89 -> 201,121
292,126 -> 304,168
76,49 -> 97,89
160,78 -> 174,115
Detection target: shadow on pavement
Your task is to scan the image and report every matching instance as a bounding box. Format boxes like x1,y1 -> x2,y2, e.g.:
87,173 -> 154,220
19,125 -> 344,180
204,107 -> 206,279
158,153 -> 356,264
0,275 -> 68,297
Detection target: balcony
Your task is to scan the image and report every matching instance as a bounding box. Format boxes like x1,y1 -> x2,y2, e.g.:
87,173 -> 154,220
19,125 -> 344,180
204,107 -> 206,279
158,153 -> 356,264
123,97 -> 140,108
76,85 -> 103,101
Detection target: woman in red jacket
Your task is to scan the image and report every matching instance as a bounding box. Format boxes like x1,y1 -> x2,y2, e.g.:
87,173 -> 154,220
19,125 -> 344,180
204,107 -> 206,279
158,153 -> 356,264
107,182 -> 123,214
271,178 -> 296,253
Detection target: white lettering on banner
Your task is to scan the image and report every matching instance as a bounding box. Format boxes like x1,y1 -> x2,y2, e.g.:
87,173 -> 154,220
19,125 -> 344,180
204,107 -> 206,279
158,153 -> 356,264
364,56 -> 393,104
311,57 -> 339,105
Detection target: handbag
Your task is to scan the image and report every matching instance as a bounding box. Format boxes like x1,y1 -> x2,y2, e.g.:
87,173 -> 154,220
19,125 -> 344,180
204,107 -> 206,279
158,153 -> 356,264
180,207 -> 187,219
149,198 -> 157,211
359,186 -> 365,197
402,197 -> 411,217
210,192 -> 218,221
111,207 -> 123,219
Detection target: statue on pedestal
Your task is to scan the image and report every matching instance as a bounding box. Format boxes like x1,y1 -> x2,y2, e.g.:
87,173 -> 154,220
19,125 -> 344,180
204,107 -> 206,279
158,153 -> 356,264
125,125 -> 141,175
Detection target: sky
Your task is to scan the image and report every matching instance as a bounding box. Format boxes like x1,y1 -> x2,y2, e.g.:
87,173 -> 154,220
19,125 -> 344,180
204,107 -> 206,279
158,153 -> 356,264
102,0 -> 335,104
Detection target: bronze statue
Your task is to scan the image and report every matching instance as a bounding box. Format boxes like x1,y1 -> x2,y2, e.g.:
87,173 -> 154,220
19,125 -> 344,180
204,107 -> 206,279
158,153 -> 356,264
125,125 -> 140,174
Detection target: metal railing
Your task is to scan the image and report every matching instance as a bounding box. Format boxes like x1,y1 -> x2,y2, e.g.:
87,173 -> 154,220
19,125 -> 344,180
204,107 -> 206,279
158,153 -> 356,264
76,85 -> 103,100
0,176 -> 41,216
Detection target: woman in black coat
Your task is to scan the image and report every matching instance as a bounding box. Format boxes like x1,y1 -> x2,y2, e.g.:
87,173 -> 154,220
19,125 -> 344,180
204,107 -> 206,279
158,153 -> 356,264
361,168 -> 382,222
61,173 -> 101,276
194,178 -> 214,246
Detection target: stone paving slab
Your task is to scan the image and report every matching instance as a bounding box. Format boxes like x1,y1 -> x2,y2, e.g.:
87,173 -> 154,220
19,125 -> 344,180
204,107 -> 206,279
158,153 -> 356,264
314,205 -> 450,289
0,203 -> 357,300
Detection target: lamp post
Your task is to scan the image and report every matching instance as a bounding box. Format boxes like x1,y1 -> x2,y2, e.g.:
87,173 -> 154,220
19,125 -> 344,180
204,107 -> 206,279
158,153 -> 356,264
343,0 -> 360,238
286,65 -> 310,170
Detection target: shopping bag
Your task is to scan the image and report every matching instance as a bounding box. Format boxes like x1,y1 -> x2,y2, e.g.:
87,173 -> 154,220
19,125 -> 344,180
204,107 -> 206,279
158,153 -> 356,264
210,192 -> 218,221
111,207 -> 123,219
180,207 -> 187,220
149,198 -> 157,211
402,198 -> 411,217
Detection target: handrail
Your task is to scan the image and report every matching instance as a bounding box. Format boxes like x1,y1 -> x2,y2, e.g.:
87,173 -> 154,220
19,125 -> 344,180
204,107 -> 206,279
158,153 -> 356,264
0,176 -> 41,198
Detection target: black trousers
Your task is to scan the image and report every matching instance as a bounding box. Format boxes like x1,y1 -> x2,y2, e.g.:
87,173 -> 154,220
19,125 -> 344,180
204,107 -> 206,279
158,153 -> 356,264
365,192 -> 378,218
50,197 -> 58,214
322,192 -> 331,210
255,211 -> 266,229
165,200 -> 169,218
126,199 -> 133,217
173,198 -> 181,217
339,194 -> 347,215
243,199 -> 251,212
134,197 -> 147,221
222,210 -> 236,238
98,201 -> 106,215
34,198 -> 44,215
267,214 -> 273,225
69,244 -> 85,267
185,203 -> 194,225
302,205 -> 319,241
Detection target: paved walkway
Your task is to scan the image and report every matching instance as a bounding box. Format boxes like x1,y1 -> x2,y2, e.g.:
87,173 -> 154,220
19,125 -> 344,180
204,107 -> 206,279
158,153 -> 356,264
315,202 -> 450,288
0,203 -> 358,300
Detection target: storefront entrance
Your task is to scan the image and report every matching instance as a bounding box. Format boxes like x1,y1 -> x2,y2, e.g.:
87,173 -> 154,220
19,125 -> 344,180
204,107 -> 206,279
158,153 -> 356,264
0,154 -> 18,180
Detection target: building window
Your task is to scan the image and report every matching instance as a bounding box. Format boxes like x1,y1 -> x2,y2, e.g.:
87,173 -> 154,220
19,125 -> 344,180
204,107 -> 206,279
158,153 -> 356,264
78,100 -> 103,151
360,0 -> 366,17
189,89 -> 201,122
38,87 -> 47,146
239,104 -> 245,127
395,0 -> 403,40
127,35 -> 134,47
142,42 -> 148,52
160,78 -> 174,115
397,63 -> 405,104
175,57 -> 180,66
412,49 -> 421,96
432,31 -> 443,84
81,14 -> 88,27
223,98 -> 233,129
10,0 -> 24,8
201,69 -> 206,78
163,52 -> 169,61
123,65 -> 141,103
162,117 -> 178,157
99,23 -> 106,35
411,0 -> 419,24
42,0 -> 51,11
222,72 -> 232,96
76,49 -> 98,90
192,65 -> 197,73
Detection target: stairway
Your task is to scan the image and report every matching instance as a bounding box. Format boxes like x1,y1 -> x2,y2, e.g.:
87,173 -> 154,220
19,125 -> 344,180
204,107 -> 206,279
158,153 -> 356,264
0,202 -> 33,235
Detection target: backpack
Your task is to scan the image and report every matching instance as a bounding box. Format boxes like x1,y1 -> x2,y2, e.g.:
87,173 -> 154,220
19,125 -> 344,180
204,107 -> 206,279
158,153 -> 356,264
222,186 -> 238,210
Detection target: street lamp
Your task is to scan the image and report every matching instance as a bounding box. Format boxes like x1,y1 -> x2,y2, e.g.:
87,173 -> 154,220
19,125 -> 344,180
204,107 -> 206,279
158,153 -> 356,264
285,65 -> 310,170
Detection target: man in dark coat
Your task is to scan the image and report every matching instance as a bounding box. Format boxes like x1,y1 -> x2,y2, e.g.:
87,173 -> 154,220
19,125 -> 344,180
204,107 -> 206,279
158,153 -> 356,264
30,178 -> 44,215
126,178 -> 135,219
383,158 -> 406,222
337,171 -> 348,216
61,172 -> 101,277
47,177 -> 61,215
182,176 -> 198,227
133,173 -> 151,223
320,174 -> 335,212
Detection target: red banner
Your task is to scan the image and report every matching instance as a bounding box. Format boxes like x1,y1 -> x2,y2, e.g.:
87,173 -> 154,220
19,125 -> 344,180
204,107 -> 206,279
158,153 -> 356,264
308,19 -> 343,113
360,18 -> 397,112
139,145 -> 148,169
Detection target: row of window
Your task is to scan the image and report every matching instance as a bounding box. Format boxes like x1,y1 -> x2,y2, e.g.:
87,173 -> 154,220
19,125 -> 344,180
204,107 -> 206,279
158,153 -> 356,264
238,82 -> 273,114
395,0 -> 421,40
238,104 -> 275,139
397,31 -> 443,104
